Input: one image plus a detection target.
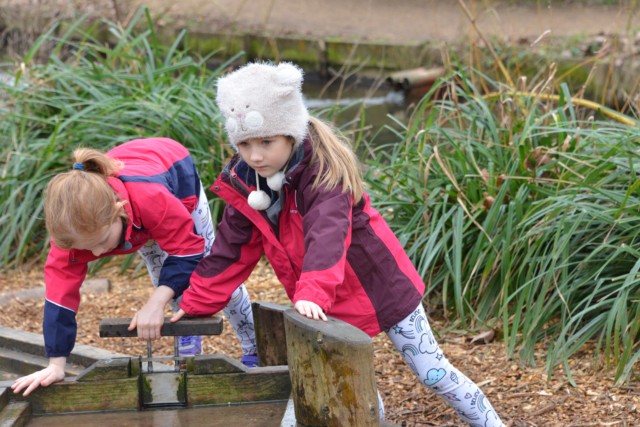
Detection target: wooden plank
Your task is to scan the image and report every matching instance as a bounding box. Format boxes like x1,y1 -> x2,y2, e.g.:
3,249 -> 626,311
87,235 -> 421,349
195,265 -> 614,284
0,401 -> 30,427
252,302 -> 289,367
0,387 -> 9,412
185,355 -> 244,375
99,316 -> 223,338
0,348 -> 84,378
187,367 -> 291,406
11,378 -> 140,415
284,309 -> 380,426
0,325 -> 124,368
75,357 -> 133,382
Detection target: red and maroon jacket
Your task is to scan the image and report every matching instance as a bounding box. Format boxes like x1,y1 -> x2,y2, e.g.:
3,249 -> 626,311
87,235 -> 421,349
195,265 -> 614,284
44,138 -> 205,357
181,140 -> 424,337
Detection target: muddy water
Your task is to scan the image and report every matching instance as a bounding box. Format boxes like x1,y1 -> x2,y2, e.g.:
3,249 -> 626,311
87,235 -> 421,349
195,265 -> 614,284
28,401 -> 288,427
303,74 -> 408,147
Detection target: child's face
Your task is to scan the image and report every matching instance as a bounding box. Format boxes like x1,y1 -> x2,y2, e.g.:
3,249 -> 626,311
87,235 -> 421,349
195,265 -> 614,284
72,219 -> 123,257
236,136 -> 294,178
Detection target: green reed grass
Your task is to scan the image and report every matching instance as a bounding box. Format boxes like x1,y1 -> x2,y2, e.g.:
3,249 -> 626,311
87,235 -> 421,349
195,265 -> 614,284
0,8 -> 240,265
366,70 -> 640,382
3,5 -> 640,385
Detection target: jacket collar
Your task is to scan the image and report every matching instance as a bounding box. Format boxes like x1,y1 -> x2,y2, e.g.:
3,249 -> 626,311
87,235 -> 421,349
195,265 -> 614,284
223,138 -> 312,191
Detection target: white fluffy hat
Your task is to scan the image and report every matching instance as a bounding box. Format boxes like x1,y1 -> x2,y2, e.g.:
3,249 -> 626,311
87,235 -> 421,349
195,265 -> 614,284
216,62 -> 309,147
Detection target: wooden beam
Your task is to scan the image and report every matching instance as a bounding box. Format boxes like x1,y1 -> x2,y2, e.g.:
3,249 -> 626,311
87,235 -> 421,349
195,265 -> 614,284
185,354 -> 244,375
12,378 -> 140,415
99,316 -> 223,338
75,357 -> 134,381
187,366 -> 291,406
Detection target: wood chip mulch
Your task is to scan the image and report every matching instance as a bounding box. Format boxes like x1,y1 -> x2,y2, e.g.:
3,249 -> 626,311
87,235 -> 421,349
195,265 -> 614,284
1,261 -> 639,426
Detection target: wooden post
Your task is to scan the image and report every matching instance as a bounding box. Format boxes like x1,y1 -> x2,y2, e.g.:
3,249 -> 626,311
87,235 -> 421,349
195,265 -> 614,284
252,302 -> 289,367
284,310 -> 379,427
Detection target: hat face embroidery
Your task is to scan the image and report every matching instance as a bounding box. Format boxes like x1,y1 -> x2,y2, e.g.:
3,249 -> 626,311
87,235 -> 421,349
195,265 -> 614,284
227,110 -> 264,133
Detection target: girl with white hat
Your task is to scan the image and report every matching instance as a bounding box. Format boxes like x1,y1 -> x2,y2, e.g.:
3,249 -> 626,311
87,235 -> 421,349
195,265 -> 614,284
173,62 -> 506,426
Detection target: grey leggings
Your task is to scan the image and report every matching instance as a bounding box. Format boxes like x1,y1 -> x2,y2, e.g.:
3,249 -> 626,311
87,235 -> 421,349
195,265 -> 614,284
138,183 -> 257,356
386,303 -> 505,426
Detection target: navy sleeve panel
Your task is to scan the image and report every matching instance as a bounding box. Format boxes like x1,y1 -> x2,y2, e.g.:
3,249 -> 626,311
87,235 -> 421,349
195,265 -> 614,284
119,155 -> 199,200
43,300 -> 77,357
159,253 -> 204,297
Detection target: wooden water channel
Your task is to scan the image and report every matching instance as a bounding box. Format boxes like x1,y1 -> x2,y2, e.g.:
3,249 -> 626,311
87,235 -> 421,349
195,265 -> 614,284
0,302 -> 395,426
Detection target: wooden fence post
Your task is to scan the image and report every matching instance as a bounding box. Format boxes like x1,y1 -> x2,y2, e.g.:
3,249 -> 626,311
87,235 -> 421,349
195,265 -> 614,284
252,302 -> 289,367
284,309 -> 379,426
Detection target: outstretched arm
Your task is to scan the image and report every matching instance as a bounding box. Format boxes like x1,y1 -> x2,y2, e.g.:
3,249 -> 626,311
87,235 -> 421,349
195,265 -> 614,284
11,357 -> 66,396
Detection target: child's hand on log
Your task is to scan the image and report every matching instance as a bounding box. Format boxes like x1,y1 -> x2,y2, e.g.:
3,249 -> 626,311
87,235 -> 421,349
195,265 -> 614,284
294,300 -> 328,321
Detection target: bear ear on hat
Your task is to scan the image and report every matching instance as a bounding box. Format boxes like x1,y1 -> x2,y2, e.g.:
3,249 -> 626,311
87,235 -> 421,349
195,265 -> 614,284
274,62 -> 303,89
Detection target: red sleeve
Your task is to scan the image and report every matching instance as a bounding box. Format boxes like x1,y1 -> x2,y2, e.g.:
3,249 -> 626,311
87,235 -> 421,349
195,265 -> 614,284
180,205 -> 263,316
44,243 -> 90,312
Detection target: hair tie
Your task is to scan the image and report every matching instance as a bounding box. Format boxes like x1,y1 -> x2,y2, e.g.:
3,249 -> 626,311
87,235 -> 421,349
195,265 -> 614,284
73,162 -> 84,171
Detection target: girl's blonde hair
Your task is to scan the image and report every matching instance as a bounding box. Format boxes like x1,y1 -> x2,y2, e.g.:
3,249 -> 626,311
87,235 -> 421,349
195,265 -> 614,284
45,148 -> 127,249
307,117 -> 365,203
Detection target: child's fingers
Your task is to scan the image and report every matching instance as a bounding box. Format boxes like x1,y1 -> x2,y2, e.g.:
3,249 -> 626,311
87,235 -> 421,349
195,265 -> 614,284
294,301 -> 327,321
294,301 -> 311,318
127,314 -> 138,331
170,309 -> 186,323
23,381 -> 40,397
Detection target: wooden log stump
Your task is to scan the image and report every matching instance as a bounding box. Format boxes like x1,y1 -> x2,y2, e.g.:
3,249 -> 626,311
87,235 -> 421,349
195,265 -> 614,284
252,302 -> 289,366
284,309 -> 379,427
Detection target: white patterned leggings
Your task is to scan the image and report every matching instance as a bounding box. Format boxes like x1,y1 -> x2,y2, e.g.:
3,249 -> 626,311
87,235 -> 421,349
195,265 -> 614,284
385,303 -> 505,426
138,183 -> 257,357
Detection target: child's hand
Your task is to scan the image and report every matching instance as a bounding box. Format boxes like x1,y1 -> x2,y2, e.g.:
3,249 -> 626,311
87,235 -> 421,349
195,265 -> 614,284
170,309 -> 186,323
294,300 -> 328,321
11,357 -> 66,396
128,285 -> 175,339
128,303 -> 165,339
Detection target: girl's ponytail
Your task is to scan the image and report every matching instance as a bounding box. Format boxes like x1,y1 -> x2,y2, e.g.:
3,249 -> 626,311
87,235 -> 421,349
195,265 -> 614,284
72,148 -> 122,177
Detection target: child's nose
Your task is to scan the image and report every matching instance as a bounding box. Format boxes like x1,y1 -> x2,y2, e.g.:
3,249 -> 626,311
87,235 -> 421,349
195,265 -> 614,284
250,149 -> 262,162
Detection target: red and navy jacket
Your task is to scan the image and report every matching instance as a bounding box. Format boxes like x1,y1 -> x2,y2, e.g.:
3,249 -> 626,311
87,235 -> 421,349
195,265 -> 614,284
180,140 -> 425,337
44,138 -> 206,357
